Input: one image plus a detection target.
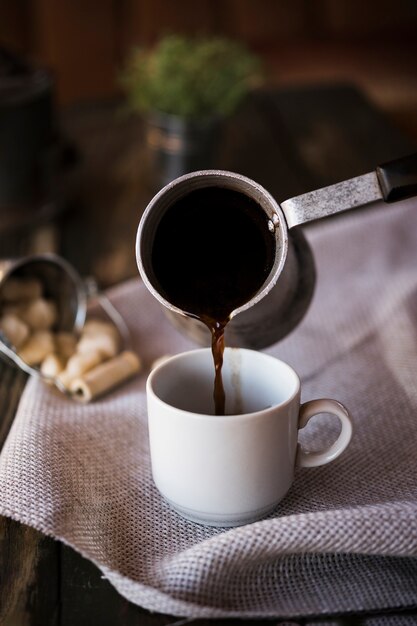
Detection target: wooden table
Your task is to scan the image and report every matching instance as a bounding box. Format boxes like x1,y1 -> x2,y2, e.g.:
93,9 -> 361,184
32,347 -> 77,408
1,85 -> 416,626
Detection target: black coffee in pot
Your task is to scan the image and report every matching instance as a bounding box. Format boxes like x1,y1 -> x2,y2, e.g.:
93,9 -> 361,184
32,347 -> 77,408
151,187 -> 275,414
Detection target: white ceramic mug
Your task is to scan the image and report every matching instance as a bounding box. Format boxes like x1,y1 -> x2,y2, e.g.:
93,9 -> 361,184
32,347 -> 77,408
146,348 -> 353,527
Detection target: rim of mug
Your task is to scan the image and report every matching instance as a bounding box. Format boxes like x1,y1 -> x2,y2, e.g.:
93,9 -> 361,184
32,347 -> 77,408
146,347 -> 301,420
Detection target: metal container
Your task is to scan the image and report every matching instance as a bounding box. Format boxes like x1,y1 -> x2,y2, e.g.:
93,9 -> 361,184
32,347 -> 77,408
146,112 -> 223,189
0,254 -> 87,376
136,170 -> 316,349
0,253 -> 131,382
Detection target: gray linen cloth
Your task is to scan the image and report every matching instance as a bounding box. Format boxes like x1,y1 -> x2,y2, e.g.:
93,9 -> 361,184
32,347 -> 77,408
0,197 -> 417,619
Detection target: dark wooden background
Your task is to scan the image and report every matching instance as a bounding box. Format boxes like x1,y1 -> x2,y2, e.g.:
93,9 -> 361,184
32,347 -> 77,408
1,84 -> 417,625
0,0 -> 416,117
1,2 -> 417,624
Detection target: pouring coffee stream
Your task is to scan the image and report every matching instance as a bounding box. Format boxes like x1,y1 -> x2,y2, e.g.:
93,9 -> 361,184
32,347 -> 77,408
137,155 -> 417,414
150,186 -> 276,414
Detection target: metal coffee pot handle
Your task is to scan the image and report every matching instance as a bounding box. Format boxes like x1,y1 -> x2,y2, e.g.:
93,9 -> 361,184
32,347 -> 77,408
281,152 -> 417,228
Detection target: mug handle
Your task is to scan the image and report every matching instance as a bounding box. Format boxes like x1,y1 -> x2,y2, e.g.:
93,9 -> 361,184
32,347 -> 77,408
297,399 -> 353,468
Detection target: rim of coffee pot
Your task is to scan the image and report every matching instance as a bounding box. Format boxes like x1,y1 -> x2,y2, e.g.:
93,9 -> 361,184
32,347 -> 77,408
136,169 -> 289,322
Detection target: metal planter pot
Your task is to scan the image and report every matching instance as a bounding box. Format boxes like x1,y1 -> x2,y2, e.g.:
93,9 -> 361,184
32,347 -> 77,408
145,112 -> 223,189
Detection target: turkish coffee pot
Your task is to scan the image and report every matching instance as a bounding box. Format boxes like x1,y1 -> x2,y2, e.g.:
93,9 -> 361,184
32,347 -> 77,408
136,153 -> 417,349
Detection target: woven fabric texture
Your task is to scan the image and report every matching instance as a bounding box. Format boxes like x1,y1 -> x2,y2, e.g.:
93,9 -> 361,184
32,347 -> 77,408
1,198 -> 417,618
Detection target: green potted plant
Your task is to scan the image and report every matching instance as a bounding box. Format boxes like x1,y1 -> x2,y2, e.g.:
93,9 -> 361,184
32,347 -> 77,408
122,35 -> 261,187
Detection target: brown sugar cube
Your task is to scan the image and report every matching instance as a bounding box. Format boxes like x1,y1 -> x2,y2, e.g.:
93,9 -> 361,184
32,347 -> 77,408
0,313 -> 30,348
55,332 -> 77,361
82,319 -> 119,340
20,298 -> 57,330
76,332 -> 119,359
18,331 -> 55,366
65,350 -> 103,379
57,350 -> 103,390
40,353 -> 65,379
